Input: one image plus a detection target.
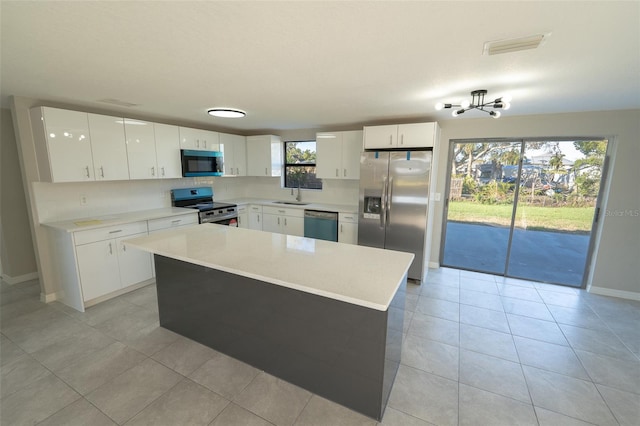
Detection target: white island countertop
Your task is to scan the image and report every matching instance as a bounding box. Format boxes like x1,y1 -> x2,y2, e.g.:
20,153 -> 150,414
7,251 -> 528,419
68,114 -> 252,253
125,224 -> 413,311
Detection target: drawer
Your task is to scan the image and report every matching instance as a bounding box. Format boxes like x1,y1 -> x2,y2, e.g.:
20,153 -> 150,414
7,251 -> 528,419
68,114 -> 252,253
74,221 -> 148,246
148,213 -> 198,232
263,206 -> 305,217
237,205 -> 247,214
249,204 -> 263,213
339,212 -> 358,223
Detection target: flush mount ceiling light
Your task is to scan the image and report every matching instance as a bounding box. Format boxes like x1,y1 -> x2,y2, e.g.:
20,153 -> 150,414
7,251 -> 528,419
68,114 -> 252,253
435,90 -> 512,119
207,108 -> 246,118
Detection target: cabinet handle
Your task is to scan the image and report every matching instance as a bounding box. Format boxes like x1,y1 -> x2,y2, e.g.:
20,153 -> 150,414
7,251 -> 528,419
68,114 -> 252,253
236,167 -> 240,175
400,134 -> 404,145
257,215 -> 260,222
277,217 -> 280,225
341,224 -> 343,233
203,140 -> 207,148
171,219 -> 181,224
343,169 -> 347,177
109,229 -> 122,234
389,135 -> 393,145
100,166 -> 105,178
85,166 -> 90,178
265,167 -> 268,175
122,244 -> 127,252
278,210 -> 285,214
196,139 -> 200,148
161,167 -> 165,176
108,242 -> 113,255
335,168 -> 339,177
151,166 -> 155,176
284,218 -> 287,226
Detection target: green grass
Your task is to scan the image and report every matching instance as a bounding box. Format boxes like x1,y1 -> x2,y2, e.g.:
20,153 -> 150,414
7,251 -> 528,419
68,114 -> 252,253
447,201 -> 595,233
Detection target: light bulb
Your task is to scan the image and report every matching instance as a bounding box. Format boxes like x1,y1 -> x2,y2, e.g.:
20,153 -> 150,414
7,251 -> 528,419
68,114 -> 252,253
490,111 -> 501,119
501,94 -> 512,103
452,110 -> 459,117
461,100 -> 471,109
435,102 -> 444,111
503,102 -> 511,110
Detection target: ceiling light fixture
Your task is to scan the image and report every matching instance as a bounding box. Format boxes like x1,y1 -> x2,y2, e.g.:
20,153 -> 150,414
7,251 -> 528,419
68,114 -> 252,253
207,108 -> 246,118
435,90 -> 512,119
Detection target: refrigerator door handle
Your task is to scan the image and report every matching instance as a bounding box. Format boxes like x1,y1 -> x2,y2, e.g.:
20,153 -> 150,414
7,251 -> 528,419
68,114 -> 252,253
387,176 -> 394,225
381,176 -> 388,229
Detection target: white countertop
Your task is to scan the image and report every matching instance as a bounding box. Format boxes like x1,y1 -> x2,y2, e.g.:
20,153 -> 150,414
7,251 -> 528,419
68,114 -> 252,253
41,207 -> 197,232
223,198 -> 358,214
125,224 -> 413,311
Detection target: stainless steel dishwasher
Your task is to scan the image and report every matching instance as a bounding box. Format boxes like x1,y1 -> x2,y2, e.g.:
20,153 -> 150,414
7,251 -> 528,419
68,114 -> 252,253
304,210 -> 338,242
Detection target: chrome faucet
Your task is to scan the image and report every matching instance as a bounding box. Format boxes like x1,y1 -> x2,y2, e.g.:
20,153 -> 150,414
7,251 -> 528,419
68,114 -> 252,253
295,184 -> 302,202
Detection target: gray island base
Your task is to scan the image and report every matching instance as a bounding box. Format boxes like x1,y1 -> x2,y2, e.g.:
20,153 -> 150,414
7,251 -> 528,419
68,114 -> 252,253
154,254 -> 406,420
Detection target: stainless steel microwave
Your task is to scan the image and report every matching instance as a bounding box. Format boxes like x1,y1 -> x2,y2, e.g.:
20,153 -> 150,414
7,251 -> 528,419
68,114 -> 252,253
181,150 -> 224,177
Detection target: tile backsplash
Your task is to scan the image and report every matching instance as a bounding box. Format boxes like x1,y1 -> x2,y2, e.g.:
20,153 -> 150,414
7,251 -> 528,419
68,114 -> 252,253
34,176 -> 358,223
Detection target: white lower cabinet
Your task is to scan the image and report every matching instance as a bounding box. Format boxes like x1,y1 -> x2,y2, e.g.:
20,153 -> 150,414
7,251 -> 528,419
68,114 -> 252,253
74,221 -> 152,302
338,212 -> 358,244
248,205 -> 263,230
262,206 -> 304,236
237,205 -> 249,229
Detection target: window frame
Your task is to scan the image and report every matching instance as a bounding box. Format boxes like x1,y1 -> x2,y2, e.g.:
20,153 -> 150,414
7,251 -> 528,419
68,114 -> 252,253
283,140 -> 323,190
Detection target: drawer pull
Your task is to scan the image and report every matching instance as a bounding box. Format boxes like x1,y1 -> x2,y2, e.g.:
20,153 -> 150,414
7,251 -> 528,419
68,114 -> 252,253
109,230 -> 123,234
278,210 -> 286,214
171,220 -> 182,224
108,242 -> 113,255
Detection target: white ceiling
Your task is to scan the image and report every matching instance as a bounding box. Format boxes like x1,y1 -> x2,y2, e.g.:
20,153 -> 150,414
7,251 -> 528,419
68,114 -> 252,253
2,1 -> 639,132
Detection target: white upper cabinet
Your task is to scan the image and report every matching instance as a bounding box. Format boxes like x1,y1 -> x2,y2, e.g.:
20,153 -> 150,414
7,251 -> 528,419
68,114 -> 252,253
154,123 -> 181,178
219,132 -> 247,176
125,119 -> 157,180
246,135 -> 282,177
30,107 -> 94,182
316,130 -> 362,180
363,122 -> 436,149
179,127 -> 220,151
87,113 -> 129,181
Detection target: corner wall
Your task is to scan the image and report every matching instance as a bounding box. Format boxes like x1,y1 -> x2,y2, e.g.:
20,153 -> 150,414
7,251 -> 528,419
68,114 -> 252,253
432,110 -> 640,298
0,108 -> 37,283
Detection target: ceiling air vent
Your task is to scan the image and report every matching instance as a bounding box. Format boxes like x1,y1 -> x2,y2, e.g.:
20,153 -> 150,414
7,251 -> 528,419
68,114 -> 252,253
483,34 -> 547,56
97,98 -> 139,107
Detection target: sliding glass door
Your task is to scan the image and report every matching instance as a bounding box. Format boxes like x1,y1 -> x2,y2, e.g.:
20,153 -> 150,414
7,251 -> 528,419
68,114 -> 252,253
441,139 -> 608,287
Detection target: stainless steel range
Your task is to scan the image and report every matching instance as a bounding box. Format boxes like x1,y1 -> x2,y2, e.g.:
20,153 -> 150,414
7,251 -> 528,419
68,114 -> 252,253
171,187 -> 238,226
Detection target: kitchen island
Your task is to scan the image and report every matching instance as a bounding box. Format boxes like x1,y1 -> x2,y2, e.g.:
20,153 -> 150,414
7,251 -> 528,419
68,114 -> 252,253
124,224 -> 413,420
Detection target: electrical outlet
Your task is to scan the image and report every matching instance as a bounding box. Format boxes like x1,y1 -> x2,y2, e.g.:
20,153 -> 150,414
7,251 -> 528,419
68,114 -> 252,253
80,194 -> 88,205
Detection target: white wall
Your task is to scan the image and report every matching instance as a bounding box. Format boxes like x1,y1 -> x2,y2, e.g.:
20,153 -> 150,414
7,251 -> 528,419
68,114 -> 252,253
433,110 -> 640,298
0,108 -> 37,283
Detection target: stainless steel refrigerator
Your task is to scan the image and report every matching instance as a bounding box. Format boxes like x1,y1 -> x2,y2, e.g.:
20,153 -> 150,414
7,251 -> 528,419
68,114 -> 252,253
358,150 -> 432,281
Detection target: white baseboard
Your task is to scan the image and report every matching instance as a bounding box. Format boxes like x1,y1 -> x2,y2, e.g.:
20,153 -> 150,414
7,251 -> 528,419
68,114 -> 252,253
588,286 -> 640,301
1,271 -> 39,285
428,262 -> 440,269
40,292 -> 58,303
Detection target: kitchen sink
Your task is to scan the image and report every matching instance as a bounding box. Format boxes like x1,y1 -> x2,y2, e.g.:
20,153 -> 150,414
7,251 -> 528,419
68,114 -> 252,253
272,201 -> 310,206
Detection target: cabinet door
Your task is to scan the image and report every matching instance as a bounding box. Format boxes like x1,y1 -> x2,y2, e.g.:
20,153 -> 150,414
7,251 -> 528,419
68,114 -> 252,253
42,107 -> 94,182
154,123 -> 181,178
220,133 -> 246,176
261,213 -> 281,233
246,136 -> 271,176
238,212 -> 249,228
283,215 -> 304,237
76,240 -> 120,301
200,130 -> 220,151
125,119 -> 157,179
363,125 -> 397,149
398,122 -> 435,148
249,212 -> 262,230
316,132 -> 343,179
116,234 -> 153,288
338,222 -> 358,244
341,130 -> 362,179
88,114 -> 129,181
179,127 -> 199,150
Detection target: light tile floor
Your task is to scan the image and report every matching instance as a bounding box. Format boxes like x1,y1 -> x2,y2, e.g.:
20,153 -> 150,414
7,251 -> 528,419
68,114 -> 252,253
1,268 -> 639,425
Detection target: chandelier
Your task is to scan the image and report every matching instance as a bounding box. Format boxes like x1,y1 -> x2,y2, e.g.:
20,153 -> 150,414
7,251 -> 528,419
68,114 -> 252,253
436,90 -> 511,118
